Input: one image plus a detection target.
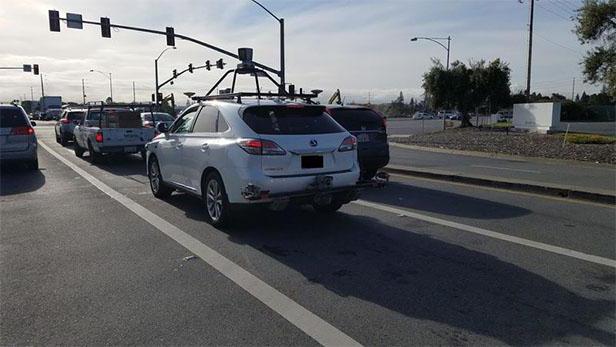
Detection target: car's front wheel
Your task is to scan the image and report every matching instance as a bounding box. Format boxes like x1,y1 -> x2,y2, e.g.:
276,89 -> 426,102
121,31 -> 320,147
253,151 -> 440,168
203,172 -> 230,227
148,156 -> 173,199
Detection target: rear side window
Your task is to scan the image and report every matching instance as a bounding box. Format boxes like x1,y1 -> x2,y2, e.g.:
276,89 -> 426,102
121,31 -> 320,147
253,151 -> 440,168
86,110 -> 142,128
327,108 -> 384,131
67,112 -> 84,121
192,106 -> 218,133
242,106 -> 344,135
0,108 -> 27,127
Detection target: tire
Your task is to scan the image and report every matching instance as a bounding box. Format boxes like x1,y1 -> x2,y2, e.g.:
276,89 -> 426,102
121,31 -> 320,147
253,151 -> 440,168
55,130 -> 61,144
59,132 -> 67,146
87,141 -> 101,163
27,158 -> 39,170
140,149 -> 147,161
313,200 -> 343,213
203,172 -> 231,227
148,156 -> 173,199
361,169 -> 378,180
74,143 -> 85,158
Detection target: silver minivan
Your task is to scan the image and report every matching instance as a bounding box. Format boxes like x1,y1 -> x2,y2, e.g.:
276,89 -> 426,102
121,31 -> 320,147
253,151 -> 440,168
0,104 -> 38,170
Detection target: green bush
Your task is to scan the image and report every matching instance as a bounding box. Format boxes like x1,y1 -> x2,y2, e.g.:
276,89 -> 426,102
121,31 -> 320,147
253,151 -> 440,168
564,133 -> 616,144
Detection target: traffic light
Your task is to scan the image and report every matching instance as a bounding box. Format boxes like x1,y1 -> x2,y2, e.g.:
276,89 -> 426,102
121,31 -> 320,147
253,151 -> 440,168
188,63 -> 193,73
173,69 -> 177,78
49,10 -> 60,32
216,59 -> 224,69
23,65 -> 31,72
101,17 -> 111,38
33,64 -> 39,75
166,27 -> 175,46
205,60 -> 211,70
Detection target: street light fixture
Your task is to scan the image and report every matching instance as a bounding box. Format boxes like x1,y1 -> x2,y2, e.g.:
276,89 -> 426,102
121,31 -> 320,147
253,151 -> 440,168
410,36 -> 451,70
155,46 -> 176,106
89,69 -> 113,102
251,0 -> 285,94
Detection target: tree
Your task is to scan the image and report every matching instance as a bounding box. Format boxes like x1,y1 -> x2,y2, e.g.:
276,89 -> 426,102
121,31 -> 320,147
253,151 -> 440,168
575,0 -> 616,98
422,59 -> 511,127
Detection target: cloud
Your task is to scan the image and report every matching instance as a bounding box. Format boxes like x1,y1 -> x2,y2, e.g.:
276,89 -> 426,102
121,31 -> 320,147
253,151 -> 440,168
0,0 -> 602,104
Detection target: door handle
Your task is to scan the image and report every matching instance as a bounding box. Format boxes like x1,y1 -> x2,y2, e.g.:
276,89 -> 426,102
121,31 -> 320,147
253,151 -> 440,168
201,143 -> 209,152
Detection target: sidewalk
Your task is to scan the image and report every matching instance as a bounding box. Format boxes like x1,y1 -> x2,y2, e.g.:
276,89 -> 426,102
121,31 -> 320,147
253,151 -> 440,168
387,143 -> 616,204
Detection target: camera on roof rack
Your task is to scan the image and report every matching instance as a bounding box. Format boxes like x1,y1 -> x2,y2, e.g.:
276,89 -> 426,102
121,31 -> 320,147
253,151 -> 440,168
236,47 -> 255,74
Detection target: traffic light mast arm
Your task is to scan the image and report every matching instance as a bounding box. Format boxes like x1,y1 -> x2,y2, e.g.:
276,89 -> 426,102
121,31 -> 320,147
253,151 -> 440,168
53,15 -> 280,76
157,62 -> 218,90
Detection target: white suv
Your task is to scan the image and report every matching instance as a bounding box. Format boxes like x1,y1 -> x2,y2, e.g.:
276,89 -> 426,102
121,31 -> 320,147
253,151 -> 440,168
145,99 -> 361,226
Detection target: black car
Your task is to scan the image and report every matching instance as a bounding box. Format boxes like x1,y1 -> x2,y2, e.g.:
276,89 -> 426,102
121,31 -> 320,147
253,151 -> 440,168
325,105 -> 389,179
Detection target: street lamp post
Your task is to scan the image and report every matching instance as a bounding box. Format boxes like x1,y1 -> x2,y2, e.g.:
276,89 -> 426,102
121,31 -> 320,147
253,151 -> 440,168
155,46 -> 176,106
410,36 -> 451,70
251,0 -> 285,94
90,69 -> 113,102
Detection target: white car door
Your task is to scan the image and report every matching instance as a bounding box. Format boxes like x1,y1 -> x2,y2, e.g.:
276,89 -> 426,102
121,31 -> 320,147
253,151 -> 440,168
181,105 -> 225,191
157,106 -> 200,186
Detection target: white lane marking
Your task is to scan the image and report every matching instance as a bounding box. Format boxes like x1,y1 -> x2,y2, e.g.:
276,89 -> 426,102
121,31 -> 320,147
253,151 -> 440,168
353,199 -> 616,268
39,141 -> 361,347
470,165 -> 541,174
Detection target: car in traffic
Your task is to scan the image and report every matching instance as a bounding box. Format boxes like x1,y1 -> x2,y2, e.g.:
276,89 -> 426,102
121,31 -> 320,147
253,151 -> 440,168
145,100 -> 361,227
43,108 -> 62,121
73,106 -> 156,163
324,105 -> 389,179
140,111 -> 175,131
54,108 -> 86,146
411,112 -> 436,120
0,104 -> 38,170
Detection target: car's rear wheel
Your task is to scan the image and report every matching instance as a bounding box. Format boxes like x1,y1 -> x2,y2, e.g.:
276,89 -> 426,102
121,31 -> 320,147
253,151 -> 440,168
59,132 -> 67,146
26,158 -> 39,170
87,142 -> 101,163
148,156 -> 172,199
55,130 -> 61,144
203,172 -> 230,227
74,143 -> 85,158
313,200 -> 343,213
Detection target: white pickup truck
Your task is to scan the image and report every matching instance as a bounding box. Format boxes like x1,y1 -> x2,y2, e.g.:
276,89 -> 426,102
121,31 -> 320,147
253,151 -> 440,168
73,107 -> 156,163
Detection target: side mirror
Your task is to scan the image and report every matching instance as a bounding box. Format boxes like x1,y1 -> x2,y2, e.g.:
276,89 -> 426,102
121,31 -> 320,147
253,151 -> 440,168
156,122 -> 168,133
31,121 -> 37,127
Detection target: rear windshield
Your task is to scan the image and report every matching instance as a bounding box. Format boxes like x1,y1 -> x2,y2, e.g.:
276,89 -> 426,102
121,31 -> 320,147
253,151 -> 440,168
327,108 -> 384,131
143,113 -> 174,122
67,111 -> 84,121
88,110 -> 142,128
0,108 -> 28,128
242,106 -> 344,135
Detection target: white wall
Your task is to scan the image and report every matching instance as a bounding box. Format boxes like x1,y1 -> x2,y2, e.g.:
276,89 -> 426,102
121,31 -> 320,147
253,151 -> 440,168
513,103 -> 560,133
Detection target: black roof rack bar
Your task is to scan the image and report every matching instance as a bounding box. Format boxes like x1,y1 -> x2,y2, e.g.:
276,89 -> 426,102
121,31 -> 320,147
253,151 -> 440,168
192,91 -> 320,102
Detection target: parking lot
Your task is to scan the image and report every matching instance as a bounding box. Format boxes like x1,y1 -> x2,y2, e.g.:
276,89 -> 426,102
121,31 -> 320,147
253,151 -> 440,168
1,123 -> 614,345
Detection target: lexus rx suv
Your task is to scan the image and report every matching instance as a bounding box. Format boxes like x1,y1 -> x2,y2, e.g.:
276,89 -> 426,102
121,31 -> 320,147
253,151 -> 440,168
145,100 -> 360,227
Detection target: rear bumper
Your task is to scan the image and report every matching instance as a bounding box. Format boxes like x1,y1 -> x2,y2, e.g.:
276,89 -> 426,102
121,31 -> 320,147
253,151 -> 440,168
97,145 -> 145,154
0,146 -> 37,162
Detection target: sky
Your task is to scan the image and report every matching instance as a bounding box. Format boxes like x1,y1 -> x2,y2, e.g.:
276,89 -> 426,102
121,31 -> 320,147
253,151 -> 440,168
0,0 -> 603,105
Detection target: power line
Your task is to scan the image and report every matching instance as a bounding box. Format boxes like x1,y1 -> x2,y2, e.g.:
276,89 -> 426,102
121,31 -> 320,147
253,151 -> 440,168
548,0 -> 576,16
534,32 -> 584,55
536,2 -> 573,21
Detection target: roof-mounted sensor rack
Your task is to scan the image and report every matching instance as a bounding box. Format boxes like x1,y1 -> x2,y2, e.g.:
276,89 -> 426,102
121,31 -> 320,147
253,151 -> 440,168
192,48 -> 322,104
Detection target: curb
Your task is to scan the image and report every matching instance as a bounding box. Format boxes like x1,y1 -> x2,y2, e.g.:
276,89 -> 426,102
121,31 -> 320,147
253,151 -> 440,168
388,141 -> 616,168
383,165 -> 616,205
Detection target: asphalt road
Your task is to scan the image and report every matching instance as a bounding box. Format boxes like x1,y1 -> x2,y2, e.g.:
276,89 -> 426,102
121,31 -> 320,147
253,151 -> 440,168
1,125 -> 615,345
390,144 -> 616,193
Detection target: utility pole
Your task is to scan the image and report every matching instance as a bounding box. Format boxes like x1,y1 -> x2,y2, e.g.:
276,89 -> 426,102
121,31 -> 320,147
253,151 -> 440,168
40,74 -> 45,99
571,77 -> 575,101
30,86 -> 34,101
526,0 -> 535,99
82,78 -> 86,103
132,81 -> 136,103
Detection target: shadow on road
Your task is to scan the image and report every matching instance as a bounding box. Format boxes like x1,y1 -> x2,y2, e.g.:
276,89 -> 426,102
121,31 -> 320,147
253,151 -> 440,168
162,193 -> 614,345
360,181 -> 531,219
63,143 -> 147,178
0,165 -> 46,196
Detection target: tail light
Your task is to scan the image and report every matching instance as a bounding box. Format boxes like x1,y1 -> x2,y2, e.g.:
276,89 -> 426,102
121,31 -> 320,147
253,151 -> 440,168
237,139 -> 286,155
95,131 -> 104,143
338,136 -> 357,152
10,126 -> 34,135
